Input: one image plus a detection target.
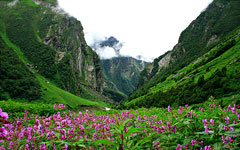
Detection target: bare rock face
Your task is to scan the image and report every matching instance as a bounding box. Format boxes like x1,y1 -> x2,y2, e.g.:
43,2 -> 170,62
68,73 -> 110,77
37,0 -> 103,93
207,35 -> 219,46
44,19 -> 103,93
157,52 -> 172,69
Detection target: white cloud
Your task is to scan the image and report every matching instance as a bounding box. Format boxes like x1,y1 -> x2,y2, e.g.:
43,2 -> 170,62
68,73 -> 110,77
96,47 -> 118,59
58,0 -> 213,62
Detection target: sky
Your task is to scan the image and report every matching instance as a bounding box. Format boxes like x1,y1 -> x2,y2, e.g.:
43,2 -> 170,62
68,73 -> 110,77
58,0 -> 213,62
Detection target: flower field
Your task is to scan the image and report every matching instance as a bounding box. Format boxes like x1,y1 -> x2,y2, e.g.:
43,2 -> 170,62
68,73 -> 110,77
0,98 -> 240,150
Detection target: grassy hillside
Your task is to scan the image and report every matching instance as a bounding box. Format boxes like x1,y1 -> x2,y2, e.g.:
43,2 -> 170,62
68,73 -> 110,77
0,0 -> 110,108
124,29 -> 240,108
0,27 -> 109,108
0,34 -> 41,100
126,0 -> 240,109
137,0 -> 240,89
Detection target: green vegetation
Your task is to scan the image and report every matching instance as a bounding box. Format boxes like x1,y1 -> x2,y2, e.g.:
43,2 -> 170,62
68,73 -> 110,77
3,3 -> 57,78
0,35 -> 41,100
125,28 -> 240,109
137,0 -> 240,88
0,0 -> 109,108
1,97 -> 240,149
102,87 -> 126,102
0,100 -> 64,117
36,75 -> 108,108
101,57 -> 148,101
127,0 -> 240,108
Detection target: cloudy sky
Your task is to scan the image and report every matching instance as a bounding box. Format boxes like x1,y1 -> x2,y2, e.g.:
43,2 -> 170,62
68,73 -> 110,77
58,0 -> 213,62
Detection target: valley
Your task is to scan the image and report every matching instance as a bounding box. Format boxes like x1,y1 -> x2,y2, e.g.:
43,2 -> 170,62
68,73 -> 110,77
0,0 -> 240,149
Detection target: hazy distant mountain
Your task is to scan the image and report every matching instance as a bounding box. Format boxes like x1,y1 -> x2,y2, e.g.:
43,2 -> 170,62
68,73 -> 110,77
91,36 -> 149,101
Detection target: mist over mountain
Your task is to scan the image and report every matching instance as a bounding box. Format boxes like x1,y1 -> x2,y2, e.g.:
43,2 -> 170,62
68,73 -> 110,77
90,36 -> 150,62
90,36 -> 149,101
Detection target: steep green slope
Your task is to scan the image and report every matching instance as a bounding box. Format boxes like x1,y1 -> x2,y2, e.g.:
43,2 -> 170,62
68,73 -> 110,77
124,29 -> 240,108
125,0 -> 240,108
36,75 -> 108,108
138,0 -> 240,89
101,57 -> 148,102
0,0 -> 112,107
0,25 -> 109,108
0,0 -> 103,95
0,35 -> 41,100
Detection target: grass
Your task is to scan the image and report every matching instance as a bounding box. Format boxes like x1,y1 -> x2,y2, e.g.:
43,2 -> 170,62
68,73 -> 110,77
36,75 -> 105,108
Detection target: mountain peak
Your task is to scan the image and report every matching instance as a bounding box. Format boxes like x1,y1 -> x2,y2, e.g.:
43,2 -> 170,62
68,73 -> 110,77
91,36 -> 123,59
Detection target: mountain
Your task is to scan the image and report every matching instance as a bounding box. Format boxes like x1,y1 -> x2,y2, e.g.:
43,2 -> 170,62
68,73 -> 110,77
124,0 -> 240,108
101,57 -> 148,102
91,36 -> 148,101
0,0 -> 113,108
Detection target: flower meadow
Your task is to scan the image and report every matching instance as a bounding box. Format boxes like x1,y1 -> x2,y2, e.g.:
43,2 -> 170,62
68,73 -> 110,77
0,98 -> 240,150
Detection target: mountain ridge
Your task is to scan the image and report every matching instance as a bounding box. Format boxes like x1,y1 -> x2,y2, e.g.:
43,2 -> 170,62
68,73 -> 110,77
124,0 -> 240,108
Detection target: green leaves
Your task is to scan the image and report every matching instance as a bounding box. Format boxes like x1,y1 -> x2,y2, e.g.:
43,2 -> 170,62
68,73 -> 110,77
119,119 -> 131,131
213,143 -> 222,150
224,129 -> 240,137
130,136 -> 153,150
123,127 -> 144,139
93,139 -> 118,146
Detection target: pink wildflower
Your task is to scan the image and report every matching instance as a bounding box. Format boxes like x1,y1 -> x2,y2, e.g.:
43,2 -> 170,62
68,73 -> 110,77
178,109 -> 182,114
25,144 -> 29,150
191,139 -> 197,145
202,119 -> 207,125
64,144 -> 68,150
168,106 -> 171,112
232,107 -> 236,113
200,140 -> 204,145
172,126 -> 176,134
204,126 -> 210,133
176,144 -> 182,150
225,116 -> 230,124
0,127 -> 7,137
184,144 -> 189,149
8,142 -> 13,149
224,125 -> 228,131
204,145 -> 212,150
0,112 -> 8,120
210,119 -> 214,126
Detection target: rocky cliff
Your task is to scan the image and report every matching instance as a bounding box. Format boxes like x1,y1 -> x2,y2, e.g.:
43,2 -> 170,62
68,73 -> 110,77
0,0 -> 103,102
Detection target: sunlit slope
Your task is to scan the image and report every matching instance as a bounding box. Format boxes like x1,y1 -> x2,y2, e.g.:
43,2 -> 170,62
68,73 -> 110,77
125,29 -> 240,108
